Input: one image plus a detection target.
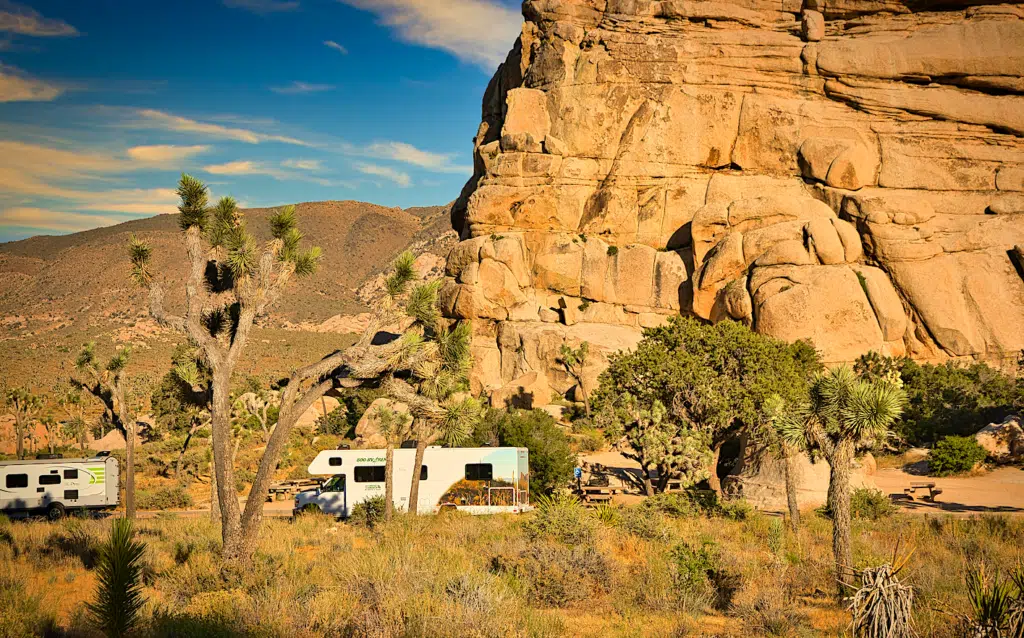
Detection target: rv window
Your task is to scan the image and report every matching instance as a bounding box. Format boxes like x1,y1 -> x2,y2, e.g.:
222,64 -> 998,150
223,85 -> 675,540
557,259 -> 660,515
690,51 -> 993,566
465,464 -> 493,481
328,457 -> 342,467
39,475 -> 61,485
322,475 -> 345,492
420,466 -> 428,481
64,469 -> 78,480
65,490 -> 79,500
5,474 -> 28,489
354,466 -> 386,483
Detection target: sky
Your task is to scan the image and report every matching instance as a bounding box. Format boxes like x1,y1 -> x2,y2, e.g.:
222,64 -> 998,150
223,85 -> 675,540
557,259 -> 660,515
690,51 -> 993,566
0,0 -> 524,242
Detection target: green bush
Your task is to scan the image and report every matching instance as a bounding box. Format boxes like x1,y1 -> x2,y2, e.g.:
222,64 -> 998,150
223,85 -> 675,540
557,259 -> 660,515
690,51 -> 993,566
856,353 -> 1023,446
523,491 -> 597,546
929,436 -> 988,476
641,490 -> 751,520
136,486 -> 193,511
349,495 -> 386,527
471,408 -> 575,499
618,506 -> 670,541
574,427 -> 603,453
670,539 -> 742,611
314,407 -> 351,437
850,487 -> 897,520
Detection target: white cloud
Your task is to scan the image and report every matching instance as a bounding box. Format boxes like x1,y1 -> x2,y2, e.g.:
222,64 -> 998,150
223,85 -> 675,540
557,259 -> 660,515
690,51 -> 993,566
0,64 -> 62,102
270,81 -> 335,95
324,40 -> 348,54
355,162 -> 411,188
132,109 -> 315,147
223,0 -> 300,14
0,2 -> 77,37
203,160 -> 337,186
0,207 -> 129,233
126,145 -> 210,163
339,0 -> 521,70
364,141 -> 470,174
282,159 -> 323,171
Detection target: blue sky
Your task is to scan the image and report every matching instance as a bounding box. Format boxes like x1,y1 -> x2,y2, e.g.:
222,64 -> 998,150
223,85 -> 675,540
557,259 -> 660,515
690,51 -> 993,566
0,0 -> 523,242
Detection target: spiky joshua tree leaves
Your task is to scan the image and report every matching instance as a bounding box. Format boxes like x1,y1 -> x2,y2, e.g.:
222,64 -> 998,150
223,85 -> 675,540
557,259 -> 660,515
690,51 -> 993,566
774,366 -> 906,599
87,518 -> 146,638
74,342 -> 139,519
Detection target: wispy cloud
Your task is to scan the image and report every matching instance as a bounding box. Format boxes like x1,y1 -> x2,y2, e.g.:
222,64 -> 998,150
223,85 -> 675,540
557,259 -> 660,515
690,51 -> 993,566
0,207 -> 131,233
131,109 -> 315,147
203,159 -> 337,186
324,40 -> 348,55
282,158 -> 323,171
126,145 -> 210,163
0,64 -> 62,102
338,0 -> 521,71
270,81 -> 335,95
355,162 -> 411,188
223,0 -> 300,14
0,1 -> 77,37
364,141 -> 470,174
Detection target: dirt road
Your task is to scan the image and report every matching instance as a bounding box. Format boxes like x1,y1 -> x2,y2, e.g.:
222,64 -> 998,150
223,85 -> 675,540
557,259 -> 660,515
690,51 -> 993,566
874,466 -> 1024,515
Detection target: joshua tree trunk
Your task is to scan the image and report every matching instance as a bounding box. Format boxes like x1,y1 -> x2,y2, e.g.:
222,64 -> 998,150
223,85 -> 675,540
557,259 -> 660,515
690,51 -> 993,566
784,451 -> 800,532
408,437 -> 428,515
384,443 -> 395,520
708,442 -> 723,496
643,466 -> 655,497
14,414 -> 25,460
211,368 -> 243,557
175,421 -> 202,480
210,466 -> 220,522
124,420 -> 136,519
826,440 -> 855,598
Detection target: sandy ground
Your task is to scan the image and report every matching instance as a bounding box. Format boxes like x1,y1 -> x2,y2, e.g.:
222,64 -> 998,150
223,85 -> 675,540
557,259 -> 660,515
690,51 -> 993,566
874,466 -> 1024,515
582,449 -> 1024,515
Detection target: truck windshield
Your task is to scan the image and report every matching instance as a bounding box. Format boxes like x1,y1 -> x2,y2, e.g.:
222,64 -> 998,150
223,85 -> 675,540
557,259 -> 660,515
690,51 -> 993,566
322,476 -> 345,492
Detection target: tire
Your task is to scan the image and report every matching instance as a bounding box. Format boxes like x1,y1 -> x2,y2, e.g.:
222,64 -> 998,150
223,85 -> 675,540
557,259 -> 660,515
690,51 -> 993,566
47,502 -> 66,521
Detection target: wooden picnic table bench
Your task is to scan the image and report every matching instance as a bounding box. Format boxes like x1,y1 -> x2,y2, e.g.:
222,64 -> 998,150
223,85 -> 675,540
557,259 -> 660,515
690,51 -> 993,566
904,481 -> 943,502
266,480 -> 319,502
580,485 -> 619,506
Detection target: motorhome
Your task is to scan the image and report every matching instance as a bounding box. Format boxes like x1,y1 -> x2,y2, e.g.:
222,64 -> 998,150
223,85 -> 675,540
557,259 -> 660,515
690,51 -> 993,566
295,446 -> 530,517
0,454 -> 119,519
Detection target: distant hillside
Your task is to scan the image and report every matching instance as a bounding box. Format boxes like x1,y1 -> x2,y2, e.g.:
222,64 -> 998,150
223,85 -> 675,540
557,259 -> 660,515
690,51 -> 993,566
0,200 -> 455,329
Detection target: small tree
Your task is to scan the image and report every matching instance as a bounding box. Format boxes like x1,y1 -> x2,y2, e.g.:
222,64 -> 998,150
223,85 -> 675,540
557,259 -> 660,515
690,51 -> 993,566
558,341 -> 591,417
774,366 -> 906,597
88,518 -> 146,638
56,382 -> 89,454
40,415 -> 61,455
4,387 -> 42,459
74,343 -> 139,519
374,404 -> 413,520
615,398 -> 711,495
232,377 -> 277,443
765,394 -> 805,531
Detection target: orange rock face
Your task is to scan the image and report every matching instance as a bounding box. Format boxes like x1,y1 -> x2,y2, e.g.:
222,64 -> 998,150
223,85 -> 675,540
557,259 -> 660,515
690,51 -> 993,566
445,0 -> 1024,399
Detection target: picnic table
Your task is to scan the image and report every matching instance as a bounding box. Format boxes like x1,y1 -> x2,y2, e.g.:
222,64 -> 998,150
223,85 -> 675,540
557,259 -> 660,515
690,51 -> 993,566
580,485 -> 621,506
266,479 -> 320,502
904,481 -> 943,502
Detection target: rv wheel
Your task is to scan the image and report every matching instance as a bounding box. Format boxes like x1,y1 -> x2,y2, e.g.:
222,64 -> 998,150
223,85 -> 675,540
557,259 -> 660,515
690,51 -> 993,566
47,503 -> 66,521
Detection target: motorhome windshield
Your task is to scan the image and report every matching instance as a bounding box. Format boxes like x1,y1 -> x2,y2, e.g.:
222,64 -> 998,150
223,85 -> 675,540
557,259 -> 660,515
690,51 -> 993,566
321,475 -> 345,492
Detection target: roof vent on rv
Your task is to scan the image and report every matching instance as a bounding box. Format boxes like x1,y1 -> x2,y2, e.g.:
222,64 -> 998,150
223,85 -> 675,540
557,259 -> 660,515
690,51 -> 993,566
337,444 -> 351,450
92,451 -> 111,458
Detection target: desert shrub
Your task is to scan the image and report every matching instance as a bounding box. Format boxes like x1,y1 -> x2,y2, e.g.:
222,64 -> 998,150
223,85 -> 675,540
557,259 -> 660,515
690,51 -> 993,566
137,485 -> 194,510
930,436 -> 988,476
849,562 -> 915,638
851,487 -> 898,520
670,539 -> 741,611
593,503 -> 621,526
492,543 -> 609,608
618,505 -> 671,541
574,427 -> 604,453
44,519 -> 102,568
88,518 -> 147,638
643,492 -> 699,518
718,498 -> 754,521
471,408 -> 575,498
523,491 -> 597,546
349,495 -> 387,528
0,570 -> 56,637
314,406 -> 351,437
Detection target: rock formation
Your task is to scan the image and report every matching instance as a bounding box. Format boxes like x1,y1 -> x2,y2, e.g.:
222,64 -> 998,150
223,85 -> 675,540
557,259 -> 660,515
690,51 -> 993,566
444,0 -> 1024,401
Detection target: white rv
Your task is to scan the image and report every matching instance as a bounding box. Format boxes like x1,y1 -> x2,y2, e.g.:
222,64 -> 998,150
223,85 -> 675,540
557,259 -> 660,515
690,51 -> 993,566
0,455 -> 119,519
294,446 -> 530,517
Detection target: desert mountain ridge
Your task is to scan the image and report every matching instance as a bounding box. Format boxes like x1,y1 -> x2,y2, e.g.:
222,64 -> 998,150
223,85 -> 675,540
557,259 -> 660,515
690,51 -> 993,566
0,199 -> 457,331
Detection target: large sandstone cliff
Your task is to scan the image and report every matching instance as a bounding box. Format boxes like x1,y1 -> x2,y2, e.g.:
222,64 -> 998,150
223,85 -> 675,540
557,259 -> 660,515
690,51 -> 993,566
443,0 -> 1024,401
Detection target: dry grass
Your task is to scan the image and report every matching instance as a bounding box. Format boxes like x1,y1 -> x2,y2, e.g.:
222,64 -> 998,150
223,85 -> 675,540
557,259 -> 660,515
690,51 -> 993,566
1,507 -> 1021,637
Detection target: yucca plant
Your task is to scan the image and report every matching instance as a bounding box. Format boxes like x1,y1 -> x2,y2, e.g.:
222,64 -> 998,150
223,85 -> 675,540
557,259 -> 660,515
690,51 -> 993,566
88,518 -> 146,637
848,543 -> 915,638
962,562 -> 1024,637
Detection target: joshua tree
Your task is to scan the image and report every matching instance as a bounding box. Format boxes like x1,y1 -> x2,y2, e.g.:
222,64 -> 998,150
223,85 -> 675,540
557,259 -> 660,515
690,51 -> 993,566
372,405 -> 413,520
74,343 -> 139,519
233,377 -> 277,443
132,177 -> 462,561
764,394 -> 804,532
775,366 -> 906,597
558,341 -> 591,417
40,415 -> 61,455
4,387 -> 42,459
56,382 -> 89,454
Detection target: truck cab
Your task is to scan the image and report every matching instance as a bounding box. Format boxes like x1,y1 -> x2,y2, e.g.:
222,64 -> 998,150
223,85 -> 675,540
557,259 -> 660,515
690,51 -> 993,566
294,474 -> 347,517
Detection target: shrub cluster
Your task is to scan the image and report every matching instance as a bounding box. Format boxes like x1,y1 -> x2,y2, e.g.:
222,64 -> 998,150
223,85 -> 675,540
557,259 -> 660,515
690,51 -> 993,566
136,485 -> 193,511
850,487 -> 898,520
929,436 -> 988,476
471,408 -> 576,499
